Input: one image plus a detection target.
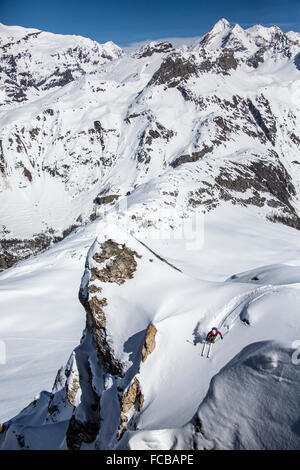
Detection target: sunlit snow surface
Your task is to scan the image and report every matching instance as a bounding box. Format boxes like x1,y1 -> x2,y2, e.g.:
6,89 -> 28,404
1,205 -> 300,450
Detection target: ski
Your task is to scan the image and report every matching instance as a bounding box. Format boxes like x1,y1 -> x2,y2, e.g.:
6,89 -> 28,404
201,341 -> 212,358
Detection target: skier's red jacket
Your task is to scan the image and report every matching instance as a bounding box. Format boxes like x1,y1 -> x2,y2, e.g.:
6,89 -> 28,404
206,329 -> 223,340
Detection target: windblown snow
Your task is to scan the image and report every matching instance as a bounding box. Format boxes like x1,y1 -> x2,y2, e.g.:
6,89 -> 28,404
0,18 -> 300,450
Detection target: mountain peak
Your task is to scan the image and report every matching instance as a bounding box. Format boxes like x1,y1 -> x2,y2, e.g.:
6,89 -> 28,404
199,18 -> 233,49
211,18 -> 232,33
246,23 -> 283,41
231,23 -> 245,34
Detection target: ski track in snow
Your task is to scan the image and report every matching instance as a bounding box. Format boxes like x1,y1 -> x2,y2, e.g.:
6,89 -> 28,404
217,285 -> 278,332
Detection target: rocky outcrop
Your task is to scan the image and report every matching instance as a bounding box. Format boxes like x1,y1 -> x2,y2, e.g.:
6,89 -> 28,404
136,42 -> 173,58
84,293 -> 123,376
94,194 -> 119,206
147,55 -> 198,87
78,239 -> 142,378
120,378 -> 144,425
247,47 -> 267,68
142,323 -> 157,362
171,144 -> 213,168
66,416 -> 100,450
91,240 -> 141,285
215,48 -> 238,73
247,99 -> 276,145
65,358 -> 80,408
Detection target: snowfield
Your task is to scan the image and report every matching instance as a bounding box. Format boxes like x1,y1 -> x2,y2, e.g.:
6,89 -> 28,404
0,18 -> 300,450
1,205 -> 300,449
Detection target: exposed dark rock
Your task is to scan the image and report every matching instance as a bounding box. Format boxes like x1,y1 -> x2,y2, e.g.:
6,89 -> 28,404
0,234 -> 53,271
94,194 -> 119,205
137,42 -> 173,58
290,132 -> 300,146
88,120 -> 105,151
29,127 -> 40,139
247,99 -> 276,145
81,292 -> 124,376
23,167 -> 32,182
156,122 -> 175,141
171,144 -> 214,168
188,183 -> 218,211
16,433 -> 26,449
249,160 -> 296,208
43,108 -> 54,116
141,324 -> 157,362
66,416 -> 100,450
247,47 -> 266,68
186,154 -> 300,230
267,213 -> 300,230
119,377 -> 144,424
148,55 -> 198,87
198,57 -> 213,73
216,160 -> 293,204
199,33 -> 211,48
216,49 -> 238,73
91,240 -> 141,285
0,140 -> 5,176
78,240 -> 142,377
42,69 -> 74,90
148,129 -> 160,139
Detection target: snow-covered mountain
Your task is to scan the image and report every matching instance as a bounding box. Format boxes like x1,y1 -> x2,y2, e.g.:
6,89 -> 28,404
0,18 -> 300,269
0,19 -> 300,450
0,22 -> 123,105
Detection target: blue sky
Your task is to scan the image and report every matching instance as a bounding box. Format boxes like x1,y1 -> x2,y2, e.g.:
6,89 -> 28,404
1,0 -> 299,46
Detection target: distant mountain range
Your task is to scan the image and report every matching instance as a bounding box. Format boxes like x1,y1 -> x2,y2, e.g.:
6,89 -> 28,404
0,18 -> 299,269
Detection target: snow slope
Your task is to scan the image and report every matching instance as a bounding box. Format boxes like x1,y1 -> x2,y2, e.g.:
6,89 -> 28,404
120,341 -> 300,450
0,219 -> 103,422
1,203 -> 300,449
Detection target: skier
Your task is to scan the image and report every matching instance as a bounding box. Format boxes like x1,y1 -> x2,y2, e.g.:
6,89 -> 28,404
206,327 -> 223,343
202,327 -> 223,357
